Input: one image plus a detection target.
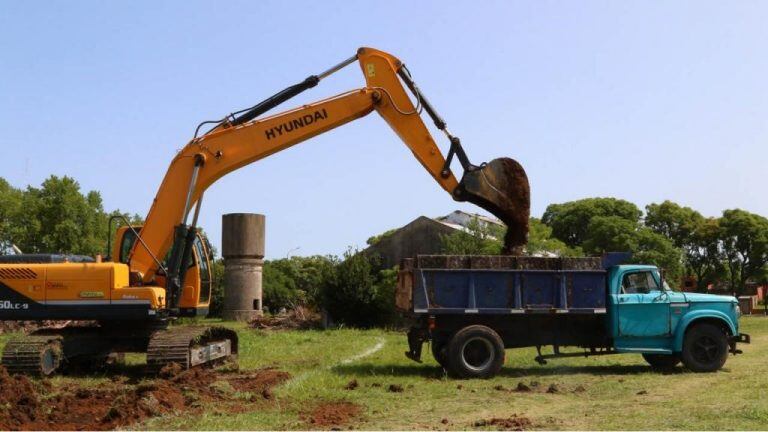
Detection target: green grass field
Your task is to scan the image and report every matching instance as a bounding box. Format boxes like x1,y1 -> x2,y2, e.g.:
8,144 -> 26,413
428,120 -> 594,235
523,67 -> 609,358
2,317 -> 766,430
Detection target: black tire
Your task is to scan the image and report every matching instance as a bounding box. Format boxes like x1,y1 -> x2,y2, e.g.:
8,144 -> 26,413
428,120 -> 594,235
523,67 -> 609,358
446,325 -> 504,379
681,323 -> 729,373
642,353 -> 680,370
431,339 -> 448,368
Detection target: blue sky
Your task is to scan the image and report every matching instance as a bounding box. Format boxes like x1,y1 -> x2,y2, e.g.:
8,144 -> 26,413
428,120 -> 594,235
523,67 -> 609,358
2,1 -> 767,259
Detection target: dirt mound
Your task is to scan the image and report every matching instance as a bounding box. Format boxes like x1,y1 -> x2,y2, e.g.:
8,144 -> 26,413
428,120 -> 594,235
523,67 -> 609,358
303,401 -> 361,428
0,365 -> 290,430
250,306 -> 321,330
0,320 -> 95,335
0,366 -> 41,430
474,414 -> 532,430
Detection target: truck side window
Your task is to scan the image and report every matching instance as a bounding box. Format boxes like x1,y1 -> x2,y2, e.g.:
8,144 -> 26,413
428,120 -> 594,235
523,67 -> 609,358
621,271 -> 659,294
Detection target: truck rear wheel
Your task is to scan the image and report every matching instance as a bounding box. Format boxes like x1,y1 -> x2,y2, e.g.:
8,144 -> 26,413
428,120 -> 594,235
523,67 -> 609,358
446,325 -> 504,379
681,323 -> 729,372
642,353 -> 680,370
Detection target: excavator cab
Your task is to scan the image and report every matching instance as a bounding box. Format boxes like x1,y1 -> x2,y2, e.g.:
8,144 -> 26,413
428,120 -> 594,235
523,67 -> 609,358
112,226 -> 213,316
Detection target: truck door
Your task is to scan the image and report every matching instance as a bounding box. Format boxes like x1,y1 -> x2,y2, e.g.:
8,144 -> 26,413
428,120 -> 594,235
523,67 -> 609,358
616,270 -> 671,337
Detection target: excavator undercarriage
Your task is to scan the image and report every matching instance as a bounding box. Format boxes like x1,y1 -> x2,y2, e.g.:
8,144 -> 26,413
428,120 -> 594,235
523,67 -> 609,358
1,323 -> 238,376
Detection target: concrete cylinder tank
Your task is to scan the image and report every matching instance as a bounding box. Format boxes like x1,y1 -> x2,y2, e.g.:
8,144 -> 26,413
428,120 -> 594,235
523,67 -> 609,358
222,213 -> 265,321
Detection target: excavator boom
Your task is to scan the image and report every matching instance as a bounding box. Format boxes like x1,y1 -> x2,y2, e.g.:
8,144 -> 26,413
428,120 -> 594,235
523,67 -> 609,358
129,47 -> 531,286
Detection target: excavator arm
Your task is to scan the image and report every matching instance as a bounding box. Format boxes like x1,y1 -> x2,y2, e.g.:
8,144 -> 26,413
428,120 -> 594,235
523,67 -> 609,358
128,47 -> 530,303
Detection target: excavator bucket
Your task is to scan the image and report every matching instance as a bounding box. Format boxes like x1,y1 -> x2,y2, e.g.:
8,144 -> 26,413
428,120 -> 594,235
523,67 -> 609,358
455,158 -> 531,254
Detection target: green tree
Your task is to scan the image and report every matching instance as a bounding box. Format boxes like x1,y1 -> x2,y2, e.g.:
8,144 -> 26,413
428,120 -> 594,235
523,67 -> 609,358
208,258 -> 226,317
542,198 -> 642,247
719,209 -> 768,295
645,201 -> 725,291
6,176 -> 111,256
319,249 -> 396,327
366,228 -> 397,246
440,217 -> 504,254
262,255 -> 337,312
645,201 -> 703,245
686,218 -> 726,292
526,218 -> 583,257
0,178 -> 24,253
582,215 -> 683,284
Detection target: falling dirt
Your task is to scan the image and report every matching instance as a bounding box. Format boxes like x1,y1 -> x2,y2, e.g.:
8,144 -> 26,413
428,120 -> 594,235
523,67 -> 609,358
387,384 -> 404,393
344,379 -> 359,390
473,414 -> 532,431
0,365 -> 290,431
546,384 -> 560,394
303,401 -> 361,428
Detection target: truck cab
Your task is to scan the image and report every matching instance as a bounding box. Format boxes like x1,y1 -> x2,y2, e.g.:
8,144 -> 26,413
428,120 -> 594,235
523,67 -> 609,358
608,264 -> 747,372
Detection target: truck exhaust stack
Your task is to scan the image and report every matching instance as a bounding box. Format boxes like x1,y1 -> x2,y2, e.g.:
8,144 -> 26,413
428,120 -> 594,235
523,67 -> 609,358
454,157 -> 530,254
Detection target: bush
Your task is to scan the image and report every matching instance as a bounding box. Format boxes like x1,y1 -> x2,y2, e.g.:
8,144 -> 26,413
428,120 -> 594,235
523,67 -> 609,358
319,249 -> 397,328
208,258 -> 225,317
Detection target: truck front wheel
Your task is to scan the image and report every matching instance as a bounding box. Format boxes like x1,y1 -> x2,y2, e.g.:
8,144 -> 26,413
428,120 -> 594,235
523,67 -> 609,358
681,323 -> 729,372
642,353 -> 680,370
446,325 -> 504,379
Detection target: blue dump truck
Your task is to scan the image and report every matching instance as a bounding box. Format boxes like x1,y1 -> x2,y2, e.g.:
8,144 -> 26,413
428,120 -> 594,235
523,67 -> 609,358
397,254 -> 750,378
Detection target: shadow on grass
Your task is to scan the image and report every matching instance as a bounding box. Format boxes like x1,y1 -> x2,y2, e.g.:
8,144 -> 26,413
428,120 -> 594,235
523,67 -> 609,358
332,362 -> 686,378
59,362 -> 150,383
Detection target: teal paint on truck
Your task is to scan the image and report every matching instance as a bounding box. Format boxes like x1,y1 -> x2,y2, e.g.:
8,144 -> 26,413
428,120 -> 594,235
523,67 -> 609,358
607,265 -> 740,354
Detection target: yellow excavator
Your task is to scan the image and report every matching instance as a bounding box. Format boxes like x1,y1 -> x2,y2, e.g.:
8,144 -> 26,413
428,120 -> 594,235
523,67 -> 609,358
0,47 -> 530,375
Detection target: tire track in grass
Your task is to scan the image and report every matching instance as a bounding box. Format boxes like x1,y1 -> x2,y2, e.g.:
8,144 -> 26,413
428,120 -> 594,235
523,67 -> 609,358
285,337 -> 385,388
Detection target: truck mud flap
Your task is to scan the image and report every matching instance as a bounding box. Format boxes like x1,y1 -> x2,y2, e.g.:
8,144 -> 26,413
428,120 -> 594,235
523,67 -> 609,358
405,327 -> 426,363
729,333 -> 750,355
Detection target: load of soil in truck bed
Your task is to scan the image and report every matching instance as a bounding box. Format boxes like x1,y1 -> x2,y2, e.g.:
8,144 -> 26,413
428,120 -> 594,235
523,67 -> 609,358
406,255 -> 603,271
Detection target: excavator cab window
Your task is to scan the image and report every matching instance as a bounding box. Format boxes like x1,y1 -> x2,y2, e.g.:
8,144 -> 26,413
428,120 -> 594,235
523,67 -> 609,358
194,235 -> 212,304
119,230 -> 138,264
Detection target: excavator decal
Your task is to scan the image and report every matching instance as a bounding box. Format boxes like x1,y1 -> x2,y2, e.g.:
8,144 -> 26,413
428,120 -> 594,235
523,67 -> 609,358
264,108 -> 328,140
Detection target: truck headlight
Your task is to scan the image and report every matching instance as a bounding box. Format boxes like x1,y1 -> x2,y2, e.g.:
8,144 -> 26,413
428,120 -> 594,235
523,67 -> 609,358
735,304 -> 741,317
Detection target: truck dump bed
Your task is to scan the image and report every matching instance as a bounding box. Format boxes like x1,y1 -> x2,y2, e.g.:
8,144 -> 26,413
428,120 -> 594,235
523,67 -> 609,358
397,255 -> 608,315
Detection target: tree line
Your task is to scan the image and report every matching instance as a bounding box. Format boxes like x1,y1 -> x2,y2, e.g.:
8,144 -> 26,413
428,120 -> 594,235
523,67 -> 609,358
1,176 -> 767,327
0,176 -> 140,256
440,197 -> 768,295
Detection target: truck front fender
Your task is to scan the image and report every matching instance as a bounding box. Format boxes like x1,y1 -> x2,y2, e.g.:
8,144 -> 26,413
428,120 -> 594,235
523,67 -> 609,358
673,310 -> 737,352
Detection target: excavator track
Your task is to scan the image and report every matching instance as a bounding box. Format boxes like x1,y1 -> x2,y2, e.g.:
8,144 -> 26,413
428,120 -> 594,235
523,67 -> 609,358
146,326 -> 238,373
2,334 -> 63,376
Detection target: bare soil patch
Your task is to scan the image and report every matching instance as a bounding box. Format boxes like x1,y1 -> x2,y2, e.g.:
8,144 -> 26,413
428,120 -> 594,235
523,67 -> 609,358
473,414 -> 532,430
0,364 -> 289,430
303,401 -> 361,429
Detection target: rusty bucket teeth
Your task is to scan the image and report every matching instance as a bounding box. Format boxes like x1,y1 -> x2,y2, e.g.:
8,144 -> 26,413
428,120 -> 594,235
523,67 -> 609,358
455,157 -> 531,254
